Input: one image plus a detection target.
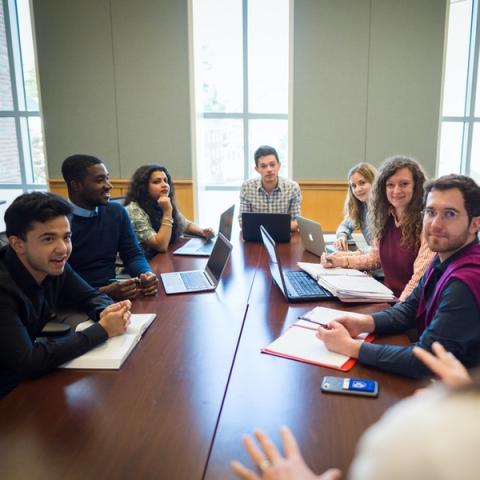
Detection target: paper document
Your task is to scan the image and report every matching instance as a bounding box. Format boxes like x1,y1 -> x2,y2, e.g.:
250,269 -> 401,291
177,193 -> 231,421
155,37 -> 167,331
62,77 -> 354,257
297,262 -> 395,302
61,313 -> 156,370
298,262 -> 367,278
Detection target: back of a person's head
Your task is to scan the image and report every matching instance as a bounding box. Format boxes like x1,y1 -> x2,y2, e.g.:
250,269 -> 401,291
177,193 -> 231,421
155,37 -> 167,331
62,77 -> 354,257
424,174 -> 480,221
254,145 -> 279,166
61,154 -> 102,185
5,192 -> 72,239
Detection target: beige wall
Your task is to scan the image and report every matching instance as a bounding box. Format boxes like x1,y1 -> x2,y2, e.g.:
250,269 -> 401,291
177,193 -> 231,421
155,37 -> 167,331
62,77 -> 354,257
35,0 -> 446,226
293,0 -> 446,179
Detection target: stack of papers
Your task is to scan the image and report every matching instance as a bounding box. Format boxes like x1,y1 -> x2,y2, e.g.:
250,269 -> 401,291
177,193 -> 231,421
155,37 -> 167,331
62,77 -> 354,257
297,262 -> 395,303
60,313 -> 156,370
261,306 -> 374,371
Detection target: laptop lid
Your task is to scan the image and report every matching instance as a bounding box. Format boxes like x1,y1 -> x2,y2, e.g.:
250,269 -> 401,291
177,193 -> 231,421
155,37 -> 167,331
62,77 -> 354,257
204,233 -> 233,287
173,205 -> 235,256
260,225 -> 333,302
259,225 -> 290,298
297,216 -> 326,257
218,204 -> 235,240
242,213 -> 291,242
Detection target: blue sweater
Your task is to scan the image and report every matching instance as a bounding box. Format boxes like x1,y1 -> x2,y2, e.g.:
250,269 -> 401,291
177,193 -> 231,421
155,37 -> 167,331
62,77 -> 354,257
68,202 -> 151,288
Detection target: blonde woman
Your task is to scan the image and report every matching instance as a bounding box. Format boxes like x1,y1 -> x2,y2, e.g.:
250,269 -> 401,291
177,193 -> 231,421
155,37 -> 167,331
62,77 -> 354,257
334,162 -> 377,251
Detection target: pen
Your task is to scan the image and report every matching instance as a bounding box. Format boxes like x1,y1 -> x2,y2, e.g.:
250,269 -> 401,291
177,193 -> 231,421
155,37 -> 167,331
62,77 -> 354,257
297,316 -> 330,328
107,277 -> 141,284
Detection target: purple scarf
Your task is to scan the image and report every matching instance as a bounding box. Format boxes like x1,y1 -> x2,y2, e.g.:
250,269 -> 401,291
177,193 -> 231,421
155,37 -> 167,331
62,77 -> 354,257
416,242 -> 480,334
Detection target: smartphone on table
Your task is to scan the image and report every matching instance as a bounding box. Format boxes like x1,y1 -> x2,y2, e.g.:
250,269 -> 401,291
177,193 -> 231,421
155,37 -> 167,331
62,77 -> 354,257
321,376 -> 379,397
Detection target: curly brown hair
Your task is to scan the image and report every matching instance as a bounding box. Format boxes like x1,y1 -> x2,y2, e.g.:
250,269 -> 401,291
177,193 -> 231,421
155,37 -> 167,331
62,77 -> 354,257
343,162 -> 377,228
368,155 -> 427,247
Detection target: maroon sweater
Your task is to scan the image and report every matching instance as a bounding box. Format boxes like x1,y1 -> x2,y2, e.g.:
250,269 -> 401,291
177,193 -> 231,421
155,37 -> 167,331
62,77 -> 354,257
379,216 -> 419,298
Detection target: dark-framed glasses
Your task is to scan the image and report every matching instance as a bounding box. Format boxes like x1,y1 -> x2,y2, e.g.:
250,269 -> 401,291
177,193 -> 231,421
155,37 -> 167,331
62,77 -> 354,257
422,208 -> 466,223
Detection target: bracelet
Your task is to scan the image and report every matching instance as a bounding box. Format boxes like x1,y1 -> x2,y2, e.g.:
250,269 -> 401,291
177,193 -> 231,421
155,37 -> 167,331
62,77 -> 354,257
345,257 -> 350,268
161,221 -> 173,227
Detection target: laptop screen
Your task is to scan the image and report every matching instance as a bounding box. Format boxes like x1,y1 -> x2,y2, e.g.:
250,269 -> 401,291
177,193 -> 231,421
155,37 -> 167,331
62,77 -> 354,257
205,233 -> 232,283
218,205 -> 235,240
260,226 -> 287,296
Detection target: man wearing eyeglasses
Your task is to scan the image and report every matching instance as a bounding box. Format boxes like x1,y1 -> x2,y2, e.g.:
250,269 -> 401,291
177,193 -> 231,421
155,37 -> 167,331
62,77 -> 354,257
317,174 -> 480,378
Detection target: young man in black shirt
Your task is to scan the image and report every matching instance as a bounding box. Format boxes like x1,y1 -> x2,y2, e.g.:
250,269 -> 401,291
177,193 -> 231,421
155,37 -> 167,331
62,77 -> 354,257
0,192 -> 132,397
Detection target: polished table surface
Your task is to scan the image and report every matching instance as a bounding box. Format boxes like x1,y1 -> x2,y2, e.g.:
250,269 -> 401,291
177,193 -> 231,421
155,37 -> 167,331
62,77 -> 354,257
0,232 -> 425,479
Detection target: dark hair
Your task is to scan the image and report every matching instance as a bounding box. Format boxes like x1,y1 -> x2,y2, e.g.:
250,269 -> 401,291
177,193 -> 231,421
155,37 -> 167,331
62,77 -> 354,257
424,174 -> 480,223
62,154 -> 103,186
5,192 -> 72,239
368,155 -> 427,247
254,145 -> 279,166
124,164 -> 181,242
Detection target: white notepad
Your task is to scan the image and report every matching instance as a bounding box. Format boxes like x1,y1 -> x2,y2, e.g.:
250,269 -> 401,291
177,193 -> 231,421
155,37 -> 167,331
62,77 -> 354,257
263,324 -> 351,368
60,313 -> 156,370
262,306 -> 373,371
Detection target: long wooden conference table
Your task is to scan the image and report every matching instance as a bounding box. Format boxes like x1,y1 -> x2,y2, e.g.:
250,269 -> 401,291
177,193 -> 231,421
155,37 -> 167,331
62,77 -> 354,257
0,231 -> 425,479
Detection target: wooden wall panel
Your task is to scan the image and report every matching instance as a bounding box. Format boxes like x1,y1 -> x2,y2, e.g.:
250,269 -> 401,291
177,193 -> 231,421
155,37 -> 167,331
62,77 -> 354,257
299,180 -> 347,231
49,179 -> 347,232
49,179 -> 195,221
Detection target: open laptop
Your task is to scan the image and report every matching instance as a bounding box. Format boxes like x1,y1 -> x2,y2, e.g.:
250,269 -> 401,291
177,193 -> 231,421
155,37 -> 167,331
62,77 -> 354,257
242,212 -> 291,242
161,233 -> 233,294
260,226 -> 334,302
297,216 -> 327,257
174,205 -> 235,256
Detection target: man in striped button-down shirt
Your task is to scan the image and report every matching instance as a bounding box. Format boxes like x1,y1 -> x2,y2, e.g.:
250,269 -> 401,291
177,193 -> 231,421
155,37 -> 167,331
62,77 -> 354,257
238,145 -> 301,232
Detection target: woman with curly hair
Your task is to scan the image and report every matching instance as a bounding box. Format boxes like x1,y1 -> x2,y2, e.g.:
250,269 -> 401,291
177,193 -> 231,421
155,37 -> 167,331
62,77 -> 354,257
323,155 -> 434,301
125,164 -> 214,258
334,162 -> 377,251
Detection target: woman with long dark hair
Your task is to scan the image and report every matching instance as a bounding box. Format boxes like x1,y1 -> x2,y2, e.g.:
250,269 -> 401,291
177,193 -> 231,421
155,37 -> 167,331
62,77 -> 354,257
323,155 -> 434,301
125,164 -> 213,257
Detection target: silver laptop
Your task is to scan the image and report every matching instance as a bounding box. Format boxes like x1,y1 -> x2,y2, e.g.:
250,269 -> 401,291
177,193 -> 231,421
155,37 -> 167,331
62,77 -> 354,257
297,216 -> 327,257
161,233 -> 233,294
173,205 -> 235,256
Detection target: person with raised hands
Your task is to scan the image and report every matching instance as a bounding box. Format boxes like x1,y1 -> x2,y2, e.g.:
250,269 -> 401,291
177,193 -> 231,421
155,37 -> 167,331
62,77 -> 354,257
231,343 -> 478,480
413,341 -> 472,387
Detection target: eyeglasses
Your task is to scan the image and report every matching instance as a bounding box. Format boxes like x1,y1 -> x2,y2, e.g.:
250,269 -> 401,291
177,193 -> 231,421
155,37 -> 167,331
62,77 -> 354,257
422,208 -> 467,223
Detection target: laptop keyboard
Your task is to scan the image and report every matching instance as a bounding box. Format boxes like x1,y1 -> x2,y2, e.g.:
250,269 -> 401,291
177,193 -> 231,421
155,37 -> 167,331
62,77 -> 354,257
196,239 -> 214,254
286,270 -> 330,296
180,271 -> 210,289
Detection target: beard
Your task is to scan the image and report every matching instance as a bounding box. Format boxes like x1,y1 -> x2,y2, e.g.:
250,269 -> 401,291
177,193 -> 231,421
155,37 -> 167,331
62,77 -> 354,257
425,229 -> 470,254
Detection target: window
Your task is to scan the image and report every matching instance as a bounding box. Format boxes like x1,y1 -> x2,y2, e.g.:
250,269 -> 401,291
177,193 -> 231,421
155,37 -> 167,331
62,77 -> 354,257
190,0 -> 290,225
0,0 -> 46,229
438,0 -> 480,182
